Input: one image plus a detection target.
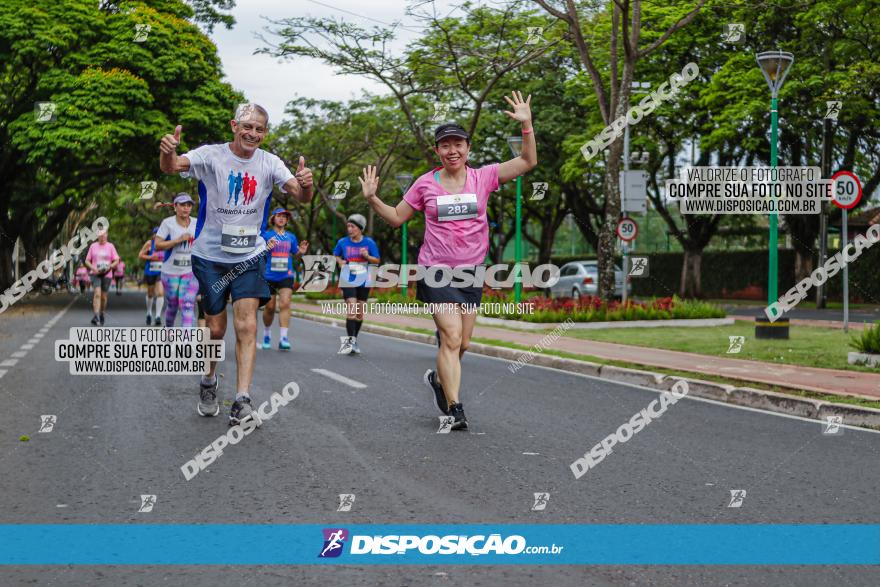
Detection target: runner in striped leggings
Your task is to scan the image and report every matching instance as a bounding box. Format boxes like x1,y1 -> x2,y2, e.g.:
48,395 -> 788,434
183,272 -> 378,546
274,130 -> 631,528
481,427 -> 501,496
154,193 -> 201,327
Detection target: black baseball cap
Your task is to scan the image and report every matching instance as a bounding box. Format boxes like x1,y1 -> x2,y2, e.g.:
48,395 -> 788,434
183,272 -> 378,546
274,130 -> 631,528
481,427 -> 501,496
434,123 -> 470,145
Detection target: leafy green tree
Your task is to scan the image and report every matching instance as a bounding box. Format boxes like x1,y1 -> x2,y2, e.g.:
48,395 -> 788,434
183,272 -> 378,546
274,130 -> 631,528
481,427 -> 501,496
0,0 -> 239,289
535,0 -> 707,301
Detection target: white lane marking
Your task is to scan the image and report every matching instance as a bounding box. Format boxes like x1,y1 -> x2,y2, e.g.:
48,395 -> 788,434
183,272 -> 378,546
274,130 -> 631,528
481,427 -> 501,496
0,369 -> 6,379
21,344 -> 34,350
310,368 -> 367,389
11,351 -> 26,358
0,359 -> 18,367
298,318 -> 880,436
522,452 -> 540,455
28,339 -> 39,344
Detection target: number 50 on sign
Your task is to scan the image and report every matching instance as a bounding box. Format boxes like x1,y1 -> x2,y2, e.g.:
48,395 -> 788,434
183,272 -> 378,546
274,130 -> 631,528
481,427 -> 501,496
616,217 -> 638,241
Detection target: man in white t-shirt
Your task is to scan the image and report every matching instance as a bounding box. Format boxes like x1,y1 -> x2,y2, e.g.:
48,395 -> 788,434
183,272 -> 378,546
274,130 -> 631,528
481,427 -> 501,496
159,103 -> 314,426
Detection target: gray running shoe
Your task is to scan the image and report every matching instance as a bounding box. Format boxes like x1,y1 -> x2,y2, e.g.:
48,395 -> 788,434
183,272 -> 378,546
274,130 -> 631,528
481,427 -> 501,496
197,378 -> 220,417
351,338 -> 361,354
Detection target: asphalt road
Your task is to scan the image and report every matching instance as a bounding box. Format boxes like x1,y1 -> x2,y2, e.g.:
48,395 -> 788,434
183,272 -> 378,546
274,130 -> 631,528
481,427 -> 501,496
1,292 -> 879,586
723,303 -> 880,324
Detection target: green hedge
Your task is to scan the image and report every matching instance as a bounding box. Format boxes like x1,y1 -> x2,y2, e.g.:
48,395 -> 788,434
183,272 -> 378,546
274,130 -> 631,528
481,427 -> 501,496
622,247 -> 880,302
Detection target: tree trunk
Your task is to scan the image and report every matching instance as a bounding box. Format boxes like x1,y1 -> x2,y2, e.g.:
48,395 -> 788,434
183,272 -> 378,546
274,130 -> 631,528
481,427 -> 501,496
679,249 -> 703,298
0,239 -> 15,292
597,138 -> 624,301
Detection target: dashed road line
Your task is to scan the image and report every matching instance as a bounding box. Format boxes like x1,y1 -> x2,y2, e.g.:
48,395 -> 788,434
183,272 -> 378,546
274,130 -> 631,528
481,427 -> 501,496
310,368 -> 368,389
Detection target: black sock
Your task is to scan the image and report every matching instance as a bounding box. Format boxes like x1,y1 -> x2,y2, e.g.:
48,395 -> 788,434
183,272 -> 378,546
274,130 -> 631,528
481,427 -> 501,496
346,319 -> 356,337
353,319 -> 363,337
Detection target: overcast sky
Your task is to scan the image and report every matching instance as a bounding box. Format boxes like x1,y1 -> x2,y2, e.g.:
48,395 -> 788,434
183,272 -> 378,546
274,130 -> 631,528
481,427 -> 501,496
210,0 -> 457,123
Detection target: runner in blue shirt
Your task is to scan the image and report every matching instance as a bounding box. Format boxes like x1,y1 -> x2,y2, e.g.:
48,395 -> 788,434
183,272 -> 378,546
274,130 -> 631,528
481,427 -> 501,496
261,207 -> 308,350
138,228 -> 165,325
333,214 -> 380,355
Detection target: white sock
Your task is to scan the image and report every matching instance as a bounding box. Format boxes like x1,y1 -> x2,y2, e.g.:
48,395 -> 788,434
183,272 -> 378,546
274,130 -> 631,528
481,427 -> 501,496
154,296 -> 165,318
146,295 -> 153,317
263,326 -> 272,339
280,327 -> 288,339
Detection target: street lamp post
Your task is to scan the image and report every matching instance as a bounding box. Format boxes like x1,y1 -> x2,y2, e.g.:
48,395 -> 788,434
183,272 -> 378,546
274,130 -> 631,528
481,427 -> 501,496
507,136 -> 524,304
395,173 -> 414,296
756,50 -> 794,339
756,51 -> 794,304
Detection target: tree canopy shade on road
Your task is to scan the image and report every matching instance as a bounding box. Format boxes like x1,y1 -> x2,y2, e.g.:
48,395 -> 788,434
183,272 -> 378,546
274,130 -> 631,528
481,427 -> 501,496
0,0 -> 239,289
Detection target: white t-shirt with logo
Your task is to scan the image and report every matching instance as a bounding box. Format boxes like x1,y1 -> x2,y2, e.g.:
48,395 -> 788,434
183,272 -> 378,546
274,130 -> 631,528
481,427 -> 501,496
181,143 -> 294,263
157,216 -> 195,276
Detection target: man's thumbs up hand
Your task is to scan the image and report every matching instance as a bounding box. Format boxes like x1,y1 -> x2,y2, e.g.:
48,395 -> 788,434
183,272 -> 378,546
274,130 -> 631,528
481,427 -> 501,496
295,155 -> 313,189
160,125 -> 182,155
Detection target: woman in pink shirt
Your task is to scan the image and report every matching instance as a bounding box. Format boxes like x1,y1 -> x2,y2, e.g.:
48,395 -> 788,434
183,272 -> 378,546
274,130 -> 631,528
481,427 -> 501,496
84,229 -> 120,325
75,263 -> 90,294
361,91 -> 537,430
113,259 -> 126,295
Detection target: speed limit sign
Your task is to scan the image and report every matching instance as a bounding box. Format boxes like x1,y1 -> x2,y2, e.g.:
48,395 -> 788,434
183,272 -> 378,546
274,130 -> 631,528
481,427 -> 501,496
616,217 -> 638,242
831,171 -> 862,209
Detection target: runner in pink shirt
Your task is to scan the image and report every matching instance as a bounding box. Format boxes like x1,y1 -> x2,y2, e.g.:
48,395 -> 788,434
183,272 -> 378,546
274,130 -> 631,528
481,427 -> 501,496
84,229 -> 120,325
113,259 -> 126,295
75,263 -> 90,294
361,91 -> 537,430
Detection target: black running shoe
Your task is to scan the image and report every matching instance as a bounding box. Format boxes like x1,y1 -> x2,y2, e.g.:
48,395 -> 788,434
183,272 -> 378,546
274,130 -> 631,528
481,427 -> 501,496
99,313 -> 105,326
91,314 -> 99,326
153,317 -> 162,327
146,315 -> 152,326
423,369 -> 448,415
448,402 -> 468,431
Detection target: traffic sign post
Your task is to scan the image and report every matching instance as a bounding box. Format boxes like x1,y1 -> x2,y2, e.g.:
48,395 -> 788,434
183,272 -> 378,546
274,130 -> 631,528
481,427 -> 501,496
617,218 -> 638,304
831,171 -> 862,332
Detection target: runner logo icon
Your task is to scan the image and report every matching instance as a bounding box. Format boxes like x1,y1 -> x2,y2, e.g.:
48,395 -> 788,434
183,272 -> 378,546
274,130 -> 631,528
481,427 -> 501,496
728,489 -> 746,508
39,415 -> 56,433
337,494 -> 355,512
437,416 -> 454,433
138,494 -> 156,513
822,415 -> 843,435
319,528 -> 348,558
727,336 -> 745,354
629,257 -> 648,277
300,255 -> 337,292
531,492 -> 549,511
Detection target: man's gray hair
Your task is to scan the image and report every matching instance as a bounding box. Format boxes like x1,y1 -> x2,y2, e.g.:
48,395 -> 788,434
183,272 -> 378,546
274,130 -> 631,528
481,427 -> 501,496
234,103 -> 269,125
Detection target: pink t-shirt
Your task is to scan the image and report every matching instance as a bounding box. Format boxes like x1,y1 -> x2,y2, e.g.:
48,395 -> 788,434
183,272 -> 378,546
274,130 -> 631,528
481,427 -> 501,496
113,260 -> 126,277
403,164 -> 499,266
75,267 -> 89,283
85,242 -> 119,275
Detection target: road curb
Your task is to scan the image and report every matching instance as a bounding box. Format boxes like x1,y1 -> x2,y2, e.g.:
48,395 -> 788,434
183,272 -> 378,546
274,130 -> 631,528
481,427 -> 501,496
292,310 -> 880,431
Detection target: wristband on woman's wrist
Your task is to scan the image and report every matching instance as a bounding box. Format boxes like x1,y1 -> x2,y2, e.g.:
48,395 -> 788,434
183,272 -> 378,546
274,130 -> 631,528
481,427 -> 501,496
522,127 -> 533,135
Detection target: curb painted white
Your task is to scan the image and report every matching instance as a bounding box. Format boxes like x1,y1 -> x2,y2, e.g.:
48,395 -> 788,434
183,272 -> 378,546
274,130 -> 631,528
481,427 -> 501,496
847,351 -> 880,368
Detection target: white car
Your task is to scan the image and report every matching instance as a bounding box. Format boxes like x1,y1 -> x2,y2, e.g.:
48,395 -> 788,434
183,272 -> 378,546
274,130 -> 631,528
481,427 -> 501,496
548,260 -> 631,299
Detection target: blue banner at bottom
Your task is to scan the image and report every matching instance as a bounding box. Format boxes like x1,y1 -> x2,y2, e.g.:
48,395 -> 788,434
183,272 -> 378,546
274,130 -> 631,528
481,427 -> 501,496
1,525 -> 878,565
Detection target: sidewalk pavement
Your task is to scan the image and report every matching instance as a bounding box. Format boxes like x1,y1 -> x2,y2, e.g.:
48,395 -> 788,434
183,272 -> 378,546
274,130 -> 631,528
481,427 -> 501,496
294,301 -> 880,401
